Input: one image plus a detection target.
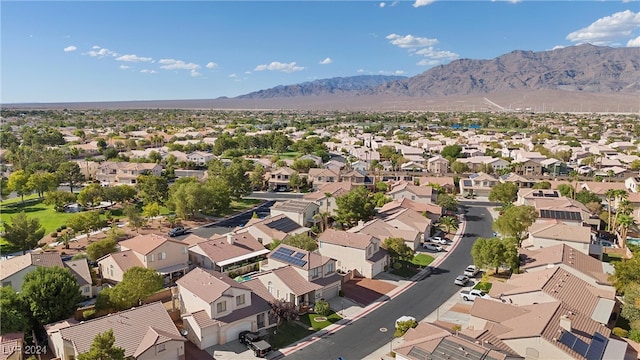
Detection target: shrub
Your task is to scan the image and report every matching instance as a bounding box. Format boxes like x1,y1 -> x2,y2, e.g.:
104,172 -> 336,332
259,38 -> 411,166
83,309 -> 96,320
50,232 -> 58,238
394,319 -> 418,337
315,299 -> 330,316
612,327 -> 628,337
630,329 -> 640,342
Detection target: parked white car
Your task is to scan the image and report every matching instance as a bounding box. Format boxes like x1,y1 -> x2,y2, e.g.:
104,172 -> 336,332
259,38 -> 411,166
464,265 -> 479,277
430,236 -> 447,245
454,275 -> 470,286
423,243 -> 443,252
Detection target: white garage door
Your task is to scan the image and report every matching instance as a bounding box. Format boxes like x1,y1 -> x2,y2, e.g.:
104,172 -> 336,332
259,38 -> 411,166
226,321 -> 252,344
322,284 -> 339,300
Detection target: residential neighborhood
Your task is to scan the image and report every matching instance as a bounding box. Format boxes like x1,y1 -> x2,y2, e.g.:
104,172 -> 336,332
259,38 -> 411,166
0,109 -> 639,359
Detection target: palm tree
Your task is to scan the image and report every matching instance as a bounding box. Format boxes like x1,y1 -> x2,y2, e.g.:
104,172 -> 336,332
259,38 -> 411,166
58,229 -> 75,250
605,189 -> 617,231
438,215 -> 459,235
616,214 -> 635,249
611,190 -> 630,231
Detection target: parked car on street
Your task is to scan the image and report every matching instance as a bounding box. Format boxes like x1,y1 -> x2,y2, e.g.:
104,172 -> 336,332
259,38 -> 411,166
423,243 -> 443,252
454,275 -> 470,286
460,289 -> 490,301
168,226 -> 187,237
463,265 -> 479,277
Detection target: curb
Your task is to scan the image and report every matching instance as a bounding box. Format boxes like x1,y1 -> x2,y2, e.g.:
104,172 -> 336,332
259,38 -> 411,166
273,218 -> 468,359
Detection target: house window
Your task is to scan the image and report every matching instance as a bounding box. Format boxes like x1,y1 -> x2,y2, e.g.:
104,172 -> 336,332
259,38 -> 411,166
268,281 -> 273,295
157,343 -> 166,352
182,247 -> 187,254
158,252 -> 167,260
257,313 -> 265,329
217,301 -> 227,313
147,254 -> 154,262
411,195 -> 415,200
83,287 -> 90,293
311,267 -> 319,278
236,294 -> 246,306
109,264 -> 114,277
326,262 -> 334,274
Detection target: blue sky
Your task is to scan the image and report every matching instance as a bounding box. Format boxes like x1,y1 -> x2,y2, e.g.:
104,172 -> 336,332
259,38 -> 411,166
2,1 -> 639,103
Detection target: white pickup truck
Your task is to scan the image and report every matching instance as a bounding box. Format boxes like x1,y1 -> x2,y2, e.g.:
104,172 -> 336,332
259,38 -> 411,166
460,289 -> 489,301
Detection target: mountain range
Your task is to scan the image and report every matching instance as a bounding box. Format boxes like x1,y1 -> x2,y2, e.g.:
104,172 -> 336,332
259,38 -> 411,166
8,44 -> 640,113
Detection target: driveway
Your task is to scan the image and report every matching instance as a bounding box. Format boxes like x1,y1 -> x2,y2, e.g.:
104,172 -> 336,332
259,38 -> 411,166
341,277 -> 397,306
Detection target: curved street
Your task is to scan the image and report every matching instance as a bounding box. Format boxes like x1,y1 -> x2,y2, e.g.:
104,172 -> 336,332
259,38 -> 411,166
282,202 -> 494,360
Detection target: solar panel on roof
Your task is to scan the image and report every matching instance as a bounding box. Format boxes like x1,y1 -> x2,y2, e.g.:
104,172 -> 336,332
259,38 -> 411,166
407,347 -> 429,360
585,332 -> 608,360
271,247 -> 308,267
276,247 -> 295,256
559,331 -> 589,357
293,252 -> 305,259
266,217 -> 301,233
540,209 -> 581,221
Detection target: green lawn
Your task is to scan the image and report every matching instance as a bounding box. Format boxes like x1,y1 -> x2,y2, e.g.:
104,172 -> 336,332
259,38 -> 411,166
473,281 -> 493,292
411,254 -> 434,267
0,193 -> 40,206
265,321 -> 315,350
300,311 -> 343,331
391,260 -> 420,278
1,199 -> 80,235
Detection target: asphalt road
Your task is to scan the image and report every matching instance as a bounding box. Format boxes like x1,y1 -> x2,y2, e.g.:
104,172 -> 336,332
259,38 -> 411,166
283,202 -> 494,360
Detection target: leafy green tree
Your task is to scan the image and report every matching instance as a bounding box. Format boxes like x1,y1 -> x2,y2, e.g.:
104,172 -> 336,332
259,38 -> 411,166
450,161 -> 470,174
438,215 -> 459,234
7,170 -> 31,202
44,190 -> 77,212
268,299 -> 298,327
21,266 -> 83,325
488,182 -> 519,205
382,237 -> 414,261
103,185 -> 137,206
2,212 -> 46,254
86,238 -> 118,262
288,171 -> 302,192
123,204 -> 145,231
557,184 -> 575,199
204,178 -> 232,215
56,161 -> 85,193
436,193 -> 458,212
142,202 -> 161,220
575,190 -> 601,205
314,299 -> 331,316
0,286 -> 30,334
282,233 -> 318,251
77,329 -> 125,360
77,183 -> 105,207
135,174 -> 169,205
334,186 -> 376,228
394,319 -> 418,337
440,145 -> 462,160
492,205 -> 537,247
610,256 -> 640,294
27,171 -> 58,198
471,237 -> 518,274
96,267 -> 164,311
250,164 -> 266,190
532,181 -> 551,189
621,283 -> 640,329
0,178 -> 11,200
67,211 -> 105,240
372,192 -> 392,207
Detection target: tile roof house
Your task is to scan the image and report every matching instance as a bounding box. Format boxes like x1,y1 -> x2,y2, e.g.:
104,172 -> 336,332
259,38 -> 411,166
523,221 -> 594,256
418,175 -> 456,193
317,229 -> 388,278
176,268 -> 274,349
0,253 -> 95,297
258,244 -> 342,303
307,168 -> 341,190
394,322 -> 523,360
98,234 -> 189,285
235,214 -> 310,247
519,244 -> 612,286
380,208 -> 433,242
467,299 -> 623,360
426,155 -> 450,175
378,198 -> 443,223
46,302 -> 186,360
188,233 -> 269,275
388,181 -> 436,204
96,161 -> 163,185
349,218 -> 422,251
580,181 -> 628,199
303,182 -> 355,216
459,172 -> 500,197
269,199 -> 320,228
488,267 -> 616,326
267,166 -> 296,192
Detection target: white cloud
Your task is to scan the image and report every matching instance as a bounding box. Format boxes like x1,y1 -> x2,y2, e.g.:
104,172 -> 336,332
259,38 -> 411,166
628,36 -> 640,47
417,59 -> 440,66
63,45 -> 77,52
140,69 -> 157,74
319,57 -> 333,65
116,54 -> 153,62
413,0 -> 435,8
386,33 -> 438,48
158,58 -> 201,71
551,45 -> 566,50
229,73 -> 237,78
190,69 -> 202,77
566,10 -> 640,46
119,65 -> 131,70
357,69 -> 366,73
85,47 -> 118,58
394,70 -> 405,75
379,2 -> 386,8
206,62 -> 218,69
253,61 -> 305,73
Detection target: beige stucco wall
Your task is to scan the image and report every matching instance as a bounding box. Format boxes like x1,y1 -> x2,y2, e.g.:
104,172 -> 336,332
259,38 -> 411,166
318,242 -> 374,278
98,256 -> 126,282
179,286 -> 214,318
256,272 -> 296,303
504,337 -> 573,359
141,242 -> 189,272
137,340 -> 185,360
1,266 -> 35,291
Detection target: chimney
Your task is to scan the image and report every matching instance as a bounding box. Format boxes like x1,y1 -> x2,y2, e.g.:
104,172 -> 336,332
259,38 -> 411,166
226,233 -> 234,245
559,314 -> 572,332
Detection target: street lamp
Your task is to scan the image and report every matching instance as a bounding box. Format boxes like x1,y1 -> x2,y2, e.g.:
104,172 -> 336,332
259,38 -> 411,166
379,327 -> 393,356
